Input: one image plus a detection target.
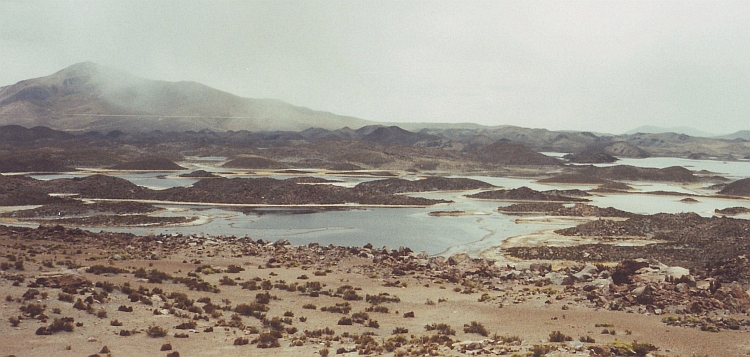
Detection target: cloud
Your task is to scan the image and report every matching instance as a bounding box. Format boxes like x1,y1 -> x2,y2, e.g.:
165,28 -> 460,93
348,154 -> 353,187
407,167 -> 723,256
0,0 -> 747,134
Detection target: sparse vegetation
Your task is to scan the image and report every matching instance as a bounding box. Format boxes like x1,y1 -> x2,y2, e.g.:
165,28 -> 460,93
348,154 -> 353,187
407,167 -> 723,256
147,325 -> 168,338
549,330 -> 573,342
463,321 -> 489,336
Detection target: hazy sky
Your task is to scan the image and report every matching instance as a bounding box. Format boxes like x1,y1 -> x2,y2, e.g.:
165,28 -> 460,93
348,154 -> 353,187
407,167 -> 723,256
1,1 -> 748,134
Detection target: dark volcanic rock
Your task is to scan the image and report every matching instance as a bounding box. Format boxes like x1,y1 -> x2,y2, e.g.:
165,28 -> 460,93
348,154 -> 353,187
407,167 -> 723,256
546,165 -> 700,184
360,126 -> 438,146
719,177 -> 750,197
179,170 -> 219,178
110,158 -> 186,171
49,175 -> 148,199
149,177 -> 448,206
0,157 -> 71,173
471,141 -> 562,166
715,206 -> 750,215
612,259 -> 650,285
354,176 -> 494,194
564,141 -> 650,163
537,173 -> 610,185
497,203 -> 633,217
466,186 -> 589,202
564,151 -> 617,163
222,156 -> 287,169
510,213 -> 750,284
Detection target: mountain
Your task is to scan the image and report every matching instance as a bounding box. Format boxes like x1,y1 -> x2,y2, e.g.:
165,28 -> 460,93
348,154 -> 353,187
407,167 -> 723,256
623,125 -> 716,138
0,62 -> 372,133
716,130 -> 750,141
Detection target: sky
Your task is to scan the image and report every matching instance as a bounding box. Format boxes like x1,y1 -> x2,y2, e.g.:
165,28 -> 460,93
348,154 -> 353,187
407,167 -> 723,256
0,0 -> 748,134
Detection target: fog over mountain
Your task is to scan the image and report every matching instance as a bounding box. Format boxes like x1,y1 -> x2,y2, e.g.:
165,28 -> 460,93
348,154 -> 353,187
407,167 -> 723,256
0,62 -> 371,133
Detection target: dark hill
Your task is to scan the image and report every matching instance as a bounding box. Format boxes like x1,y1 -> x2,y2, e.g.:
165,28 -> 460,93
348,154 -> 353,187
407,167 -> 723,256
466,186 -> 589,202
719,178 -> 750,197
0,125 -> 74,142
354,177 -> 494,194
471,141 -> 562,166
564,141 -> 649,163
222,156 -> 287,169
110,158 -> 186,171
360,126 -> 439,146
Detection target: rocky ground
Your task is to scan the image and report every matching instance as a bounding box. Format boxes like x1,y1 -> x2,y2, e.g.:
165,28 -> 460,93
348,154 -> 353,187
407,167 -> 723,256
1,225 -> 748,357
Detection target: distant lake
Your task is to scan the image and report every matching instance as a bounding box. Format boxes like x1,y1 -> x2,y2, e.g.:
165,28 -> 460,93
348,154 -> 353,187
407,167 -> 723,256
22,157 -> 750,256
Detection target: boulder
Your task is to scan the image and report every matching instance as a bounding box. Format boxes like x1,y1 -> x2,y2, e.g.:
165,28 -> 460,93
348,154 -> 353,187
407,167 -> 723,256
665,266 -> 694,285
573,264 -> 599,281
612,259 -> 649,285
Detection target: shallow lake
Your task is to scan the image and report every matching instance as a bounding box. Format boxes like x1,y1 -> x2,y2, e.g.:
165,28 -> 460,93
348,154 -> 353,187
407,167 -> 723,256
19,157 -> 750,256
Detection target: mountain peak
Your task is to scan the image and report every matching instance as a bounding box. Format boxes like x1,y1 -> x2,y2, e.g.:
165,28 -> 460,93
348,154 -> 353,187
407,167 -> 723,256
0,62 -> 373,133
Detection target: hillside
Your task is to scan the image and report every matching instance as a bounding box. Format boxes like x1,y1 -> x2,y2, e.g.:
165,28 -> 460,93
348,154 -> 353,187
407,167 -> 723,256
0,62 -> 372,133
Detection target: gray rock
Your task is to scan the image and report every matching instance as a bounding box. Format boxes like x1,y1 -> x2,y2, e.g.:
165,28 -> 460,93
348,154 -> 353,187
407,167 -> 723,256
573,264 -> 599,281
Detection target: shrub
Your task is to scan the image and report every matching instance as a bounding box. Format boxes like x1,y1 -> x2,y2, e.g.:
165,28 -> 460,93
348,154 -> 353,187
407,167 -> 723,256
160,343 -> 172,351
302,303 -> 317,310
219,276 -> 237,286
86,265 -> 129,275
226,264 -> 245,273
463,321 -> 489,336
366,293 -> 400,304
147,325 -> 168,338
632,341 -> 657,356
548,330 -> 572,342
234,303 -> 269,316
532,344 -> 552,357
20,303 -> 45,317
352,312 -> 370,323
319,348 -> 329,356
58,293 -> 74,302
110,319 -> 123,326
425,323 -> 455,335
390,327 -> 407,335
255,332 -> 280,348
175,320 -> 197,330
45,317 -> 75,333
175,332 -> 189,338
366,305 -> 389,313
338,317 -> 353,325
166,352 -> 180,357
9,316 -> 21,327
304,327 -> 335,338
22,288 -> 39,300
118,305 -> 133,312
233,337 -> 249,345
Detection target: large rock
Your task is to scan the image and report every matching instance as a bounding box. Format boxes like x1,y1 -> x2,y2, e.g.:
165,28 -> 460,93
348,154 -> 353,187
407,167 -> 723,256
573,264 -> 599,281
612,259 -> 650,285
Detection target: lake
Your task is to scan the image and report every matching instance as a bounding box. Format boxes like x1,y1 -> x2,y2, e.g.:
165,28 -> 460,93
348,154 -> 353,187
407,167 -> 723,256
23,157 -> 750,256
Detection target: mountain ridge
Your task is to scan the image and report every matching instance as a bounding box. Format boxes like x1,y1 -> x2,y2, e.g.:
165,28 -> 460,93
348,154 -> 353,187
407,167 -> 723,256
0,62 -> 373,133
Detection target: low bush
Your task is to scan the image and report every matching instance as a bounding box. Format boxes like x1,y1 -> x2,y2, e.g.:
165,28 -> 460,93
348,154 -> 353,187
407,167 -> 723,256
549,330 -> 572,342
147,325 -> 168,338
463,321 -> 488,336
86,265 -> 129,275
